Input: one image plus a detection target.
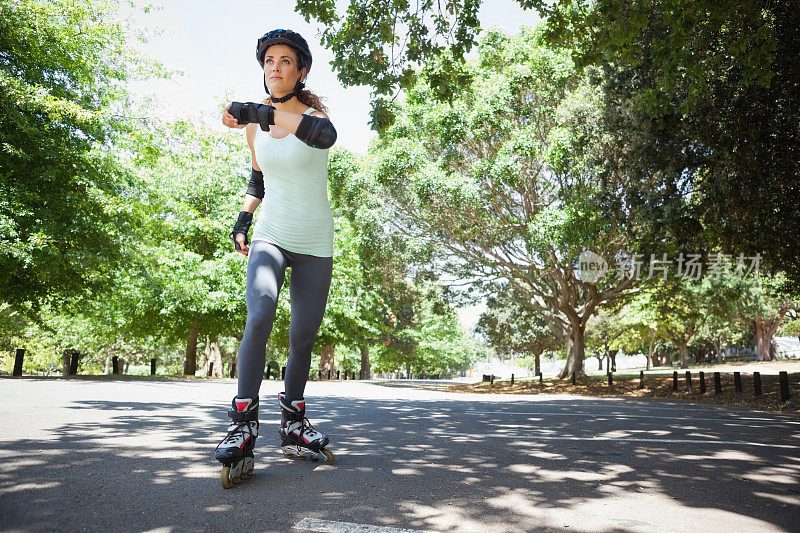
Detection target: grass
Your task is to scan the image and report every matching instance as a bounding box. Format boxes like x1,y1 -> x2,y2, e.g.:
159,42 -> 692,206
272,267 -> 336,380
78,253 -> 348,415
446,371 -> 800,413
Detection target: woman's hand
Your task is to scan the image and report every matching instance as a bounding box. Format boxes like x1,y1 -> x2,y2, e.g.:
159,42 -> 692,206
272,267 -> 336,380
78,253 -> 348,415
222,103 -> 246,129
235,233 -> 249,256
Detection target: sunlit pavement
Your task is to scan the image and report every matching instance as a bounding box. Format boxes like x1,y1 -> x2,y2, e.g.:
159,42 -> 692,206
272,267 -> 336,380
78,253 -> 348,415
1,378 -> 798,532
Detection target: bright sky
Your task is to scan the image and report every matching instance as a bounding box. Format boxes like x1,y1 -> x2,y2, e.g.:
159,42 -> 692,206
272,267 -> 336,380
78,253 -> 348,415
122,0 -> 541,331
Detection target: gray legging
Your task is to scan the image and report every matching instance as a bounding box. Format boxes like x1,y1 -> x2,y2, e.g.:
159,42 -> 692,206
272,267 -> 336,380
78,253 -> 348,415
236,240 -> 332,402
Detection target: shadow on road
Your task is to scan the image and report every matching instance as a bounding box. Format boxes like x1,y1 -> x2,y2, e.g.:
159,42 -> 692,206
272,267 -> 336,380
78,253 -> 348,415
1,395 -> 799,531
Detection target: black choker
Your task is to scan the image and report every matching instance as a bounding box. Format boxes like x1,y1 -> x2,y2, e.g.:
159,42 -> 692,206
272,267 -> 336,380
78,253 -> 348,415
266,80 -> 306,103
271,91 -> 296,103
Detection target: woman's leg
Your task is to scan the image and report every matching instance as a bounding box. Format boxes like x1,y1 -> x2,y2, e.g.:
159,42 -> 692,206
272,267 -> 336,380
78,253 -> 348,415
283,253 -> 333,402
236,241 -> 288,399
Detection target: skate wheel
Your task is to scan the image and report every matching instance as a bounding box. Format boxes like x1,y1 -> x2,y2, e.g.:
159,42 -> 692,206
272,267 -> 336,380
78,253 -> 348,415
220,467 -> 232,489
245,468 -> 254,477
322,449 -> 334,465
284,453 -> 294,459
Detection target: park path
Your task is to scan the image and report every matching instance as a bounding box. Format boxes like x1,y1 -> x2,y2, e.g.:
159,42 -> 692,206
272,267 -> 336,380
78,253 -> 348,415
1,378 -> 799,532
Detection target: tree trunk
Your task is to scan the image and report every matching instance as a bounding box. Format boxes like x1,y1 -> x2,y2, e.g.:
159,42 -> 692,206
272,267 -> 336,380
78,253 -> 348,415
319,344 -> 336,376
360,346 -> 370,379
406,359 -> 411,379
754,321 -> 773,361
558,326 -> 585,379
534,351 -> 542,376
679,344 -> 689,369
609,349 -> 618,372
646,340 -> 653,370
61,351 -> 71,376
596,355 -> 604,370
203,335 -> 223,378
185,319 -> 200,376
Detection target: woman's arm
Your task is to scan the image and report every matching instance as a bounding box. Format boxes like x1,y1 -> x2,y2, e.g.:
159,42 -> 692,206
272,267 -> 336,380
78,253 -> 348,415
225,103 -> 336,149
232,124 -> 263,256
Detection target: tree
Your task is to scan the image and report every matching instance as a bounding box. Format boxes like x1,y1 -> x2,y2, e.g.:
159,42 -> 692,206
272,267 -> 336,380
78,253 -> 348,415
585,308 -> 626,372
294,0 -> 482,130
476,282 -> 560,376
543,0 -> 800,285
366,29 -> 640,379
0,0 -> 154,307
707,271 -> 799,361
118,118 -> 251,375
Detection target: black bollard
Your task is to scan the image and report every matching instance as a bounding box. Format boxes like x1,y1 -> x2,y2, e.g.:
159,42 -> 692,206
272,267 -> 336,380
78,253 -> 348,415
208,362 -> 214,377
151,358 -> 156,376
13,348 -> 24,377
112,356 -> 119,375
511,374 -> 514,385
685,371 -> 692,391
490,375 -> 495,385
571,372 -> 576,385
265,363 -> 271,380
337,370 -> 340,380
639,370 -> 644,389
539,373 -> 543,384
318,370 -> 322,380
734,372 -> 743,393
699,371 -> 706,394
608,372 -> 613,387
753,372 -> 762,397
714,372 -> 721,395
327,370 -> 331,380
344,370 -> 347,380
281,366 -> 286,379
672,371 -> 678,391
230,362 -> 236,379
779,371 -> 790,402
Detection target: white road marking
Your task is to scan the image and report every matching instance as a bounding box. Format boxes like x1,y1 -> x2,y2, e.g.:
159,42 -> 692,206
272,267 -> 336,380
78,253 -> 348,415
466,410 -> 800,425
433,431 -> 800,450
292,518 -> 427,532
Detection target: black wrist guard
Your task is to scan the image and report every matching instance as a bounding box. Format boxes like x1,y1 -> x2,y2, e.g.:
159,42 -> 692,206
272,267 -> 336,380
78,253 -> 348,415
229,102 -> 275,131
295,114 -> 337,149
231,211 -> 254,250
246,168 -> 264,200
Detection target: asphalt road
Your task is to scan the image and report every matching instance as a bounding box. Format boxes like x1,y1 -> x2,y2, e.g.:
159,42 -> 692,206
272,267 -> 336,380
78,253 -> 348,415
1,378 -> 799,532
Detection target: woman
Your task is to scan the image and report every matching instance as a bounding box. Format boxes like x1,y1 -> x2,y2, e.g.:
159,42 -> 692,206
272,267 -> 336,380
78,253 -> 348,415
214,29 -> 337,489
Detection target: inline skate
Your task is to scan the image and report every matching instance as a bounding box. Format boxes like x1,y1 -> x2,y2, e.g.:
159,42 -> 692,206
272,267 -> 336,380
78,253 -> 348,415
279,392 -> 334,464
214,396 -> 258,488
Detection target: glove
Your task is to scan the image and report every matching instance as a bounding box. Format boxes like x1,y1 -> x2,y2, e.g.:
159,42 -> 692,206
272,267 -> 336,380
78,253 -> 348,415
229,102 -> 275,131
231,211 -> 254,250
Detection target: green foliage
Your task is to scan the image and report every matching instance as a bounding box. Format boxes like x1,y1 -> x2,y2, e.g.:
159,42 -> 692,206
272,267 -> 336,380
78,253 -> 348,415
0,0 -> 151,307
366,28 -> 643,378
476,282 -> 559,357
295,0 -> 481,130
543,0 -> 800,284
115,118 -> 251,345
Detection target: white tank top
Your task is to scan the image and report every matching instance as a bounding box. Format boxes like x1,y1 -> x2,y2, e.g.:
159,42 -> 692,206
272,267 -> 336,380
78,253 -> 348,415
251,108 -> 334,257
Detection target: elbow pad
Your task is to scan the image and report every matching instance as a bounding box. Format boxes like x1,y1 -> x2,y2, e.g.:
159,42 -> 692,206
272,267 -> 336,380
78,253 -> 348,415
246,168 -> 264,199
229,102 -> 274,131
295,114 -> 337,149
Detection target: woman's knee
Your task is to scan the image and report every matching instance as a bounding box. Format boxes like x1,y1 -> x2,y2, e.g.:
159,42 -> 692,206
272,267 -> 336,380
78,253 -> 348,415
289,329 -> 317,353
246,297 -> 278,330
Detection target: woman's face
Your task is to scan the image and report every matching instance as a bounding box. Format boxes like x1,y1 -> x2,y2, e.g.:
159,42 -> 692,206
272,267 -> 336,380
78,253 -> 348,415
263,44 -> 306,97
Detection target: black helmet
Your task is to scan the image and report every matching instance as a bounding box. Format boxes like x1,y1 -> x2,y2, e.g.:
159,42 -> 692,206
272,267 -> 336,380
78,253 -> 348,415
256,29 -> 312,72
